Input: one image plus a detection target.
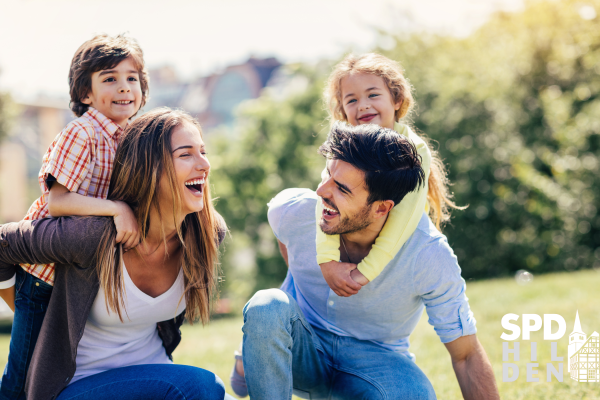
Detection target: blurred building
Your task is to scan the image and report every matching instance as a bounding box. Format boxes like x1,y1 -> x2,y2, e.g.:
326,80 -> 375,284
0,98 -> 73,223
145,56 -> 282,129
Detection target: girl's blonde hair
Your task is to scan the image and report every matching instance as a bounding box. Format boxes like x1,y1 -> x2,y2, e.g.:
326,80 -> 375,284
325,53 -> 463,229
95,107 -> 223,324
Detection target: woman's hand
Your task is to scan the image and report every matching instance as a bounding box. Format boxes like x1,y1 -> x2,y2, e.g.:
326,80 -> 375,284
112,201 -> 140,251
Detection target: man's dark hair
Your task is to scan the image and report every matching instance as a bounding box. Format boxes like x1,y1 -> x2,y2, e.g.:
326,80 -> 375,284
318,122 -> 425,206
68,33 -> 149,117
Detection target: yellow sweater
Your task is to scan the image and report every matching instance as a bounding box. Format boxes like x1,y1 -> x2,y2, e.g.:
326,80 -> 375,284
315,123 -> 431,282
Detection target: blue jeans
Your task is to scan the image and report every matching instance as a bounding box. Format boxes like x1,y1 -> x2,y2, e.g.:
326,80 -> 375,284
242,289 -> 437,400
0,268 -> 52,400
56,364 -> 233,400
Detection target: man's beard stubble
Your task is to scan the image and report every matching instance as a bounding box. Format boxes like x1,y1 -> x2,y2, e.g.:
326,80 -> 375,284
319,202 -> 373,236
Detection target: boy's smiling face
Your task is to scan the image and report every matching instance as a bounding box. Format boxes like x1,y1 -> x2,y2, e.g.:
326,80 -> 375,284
82,57 -> 142,128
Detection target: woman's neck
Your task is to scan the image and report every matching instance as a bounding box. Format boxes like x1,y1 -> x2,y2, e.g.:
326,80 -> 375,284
143,206 -> 184,253
125,207 -> 185,298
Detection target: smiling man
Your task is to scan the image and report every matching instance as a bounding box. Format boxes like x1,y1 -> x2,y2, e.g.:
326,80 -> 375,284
240,123 -> 499,400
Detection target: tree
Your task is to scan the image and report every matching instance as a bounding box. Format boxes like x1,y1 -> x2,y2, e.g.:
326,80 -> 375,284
211,0 -> 600,307
0,76 -> 16,222
381,0 -> 600,278
209,66 -> 329,305
0,90 -> 12,143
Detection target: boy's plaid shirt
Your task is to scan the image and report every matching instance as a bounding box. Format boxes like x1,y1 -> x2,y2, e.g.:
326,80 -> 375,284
20,107 -> 123,285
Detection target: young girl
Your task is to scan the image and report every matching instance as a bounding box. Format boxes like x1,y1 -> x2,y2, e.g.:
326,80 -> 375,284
229,53 -> 462,398
317,53 -> 462,296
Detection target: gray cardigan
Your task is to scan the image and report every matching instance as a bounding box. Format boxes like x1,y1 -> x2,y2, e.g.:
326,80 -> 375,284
0,216 -> 224,400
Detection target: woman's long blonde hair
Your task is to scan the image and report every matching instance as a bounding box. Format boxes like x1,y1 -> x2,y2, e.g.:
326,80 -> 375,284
324,53 -> 464,228
95,108 -> 223,324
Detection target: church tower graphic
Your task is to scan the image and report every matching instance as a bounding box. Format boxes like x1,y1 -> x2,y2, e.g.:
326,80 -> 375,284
568,311 -> 599,382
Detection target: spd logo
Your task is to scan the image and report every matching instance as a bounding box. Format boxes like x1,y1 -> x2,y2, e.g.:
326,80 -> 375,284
568,311 -> 599,383
501,311 -> 599,383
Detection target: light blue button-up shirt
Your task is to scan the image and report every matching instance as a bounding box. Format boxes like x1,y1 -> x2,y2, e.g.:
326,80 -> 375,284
268,188 -> 476,358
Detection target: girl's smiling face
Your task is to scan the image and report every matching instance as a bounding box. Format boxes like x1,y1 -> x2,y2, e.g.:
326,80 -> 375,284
340,72 -> 401,130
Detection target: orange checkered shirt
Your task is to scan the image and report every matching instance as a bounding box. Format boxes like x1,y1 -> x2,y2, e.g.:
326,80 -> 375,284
21,107 -> 123,285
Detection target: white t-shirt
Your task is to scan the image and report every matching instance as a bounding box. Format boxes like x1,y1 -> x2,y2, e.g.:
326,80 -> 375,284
72,263 -> 186,384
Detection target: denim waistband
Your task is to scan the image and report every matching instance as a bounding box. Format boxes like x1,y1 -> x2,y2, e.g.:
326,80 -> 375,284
16,268 -> 53,303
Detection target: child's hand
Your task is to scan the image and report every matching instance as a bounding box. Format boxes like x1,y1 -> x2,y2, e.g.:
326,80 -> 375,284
320,260 -> 362,297
113,201 -> 140,251
350,268 -> 370,286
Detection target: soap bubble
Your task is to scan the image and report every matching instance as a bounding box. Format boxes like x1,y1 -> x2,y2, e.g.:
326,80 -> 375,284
579,5 -> 597,20
515,269 -> 534,285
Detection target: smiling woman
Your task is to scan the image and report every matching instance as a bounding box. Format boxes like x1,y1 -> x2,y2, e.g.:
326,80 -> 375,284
100,108 -> 221,324
0,108 -> 230,400
165,122 -> 210,215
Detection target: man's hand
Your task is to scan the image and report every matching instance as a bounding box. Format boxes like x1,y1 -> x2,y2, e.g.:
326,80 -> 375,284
445,334 -> 499,400
277,240 -> 289,267
112,201 -> 140,251
0,287 -> 15,312
319,260 -> 362,297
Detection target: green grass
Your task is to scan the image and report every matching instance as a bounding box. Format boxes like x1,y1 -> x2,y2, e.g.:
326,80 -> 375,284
0,270 -> 599,399
411,269 -> 600,400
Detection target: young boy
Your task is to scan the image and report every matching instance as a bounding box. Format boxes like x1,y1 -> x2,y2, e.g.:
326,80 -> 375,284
0,33 -> 149,399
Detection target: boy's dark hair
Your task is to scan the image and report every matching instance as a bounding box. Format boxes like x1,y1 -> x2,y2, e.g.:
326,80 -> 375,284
68,34 -> 149,117
318,122 -> 425,206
